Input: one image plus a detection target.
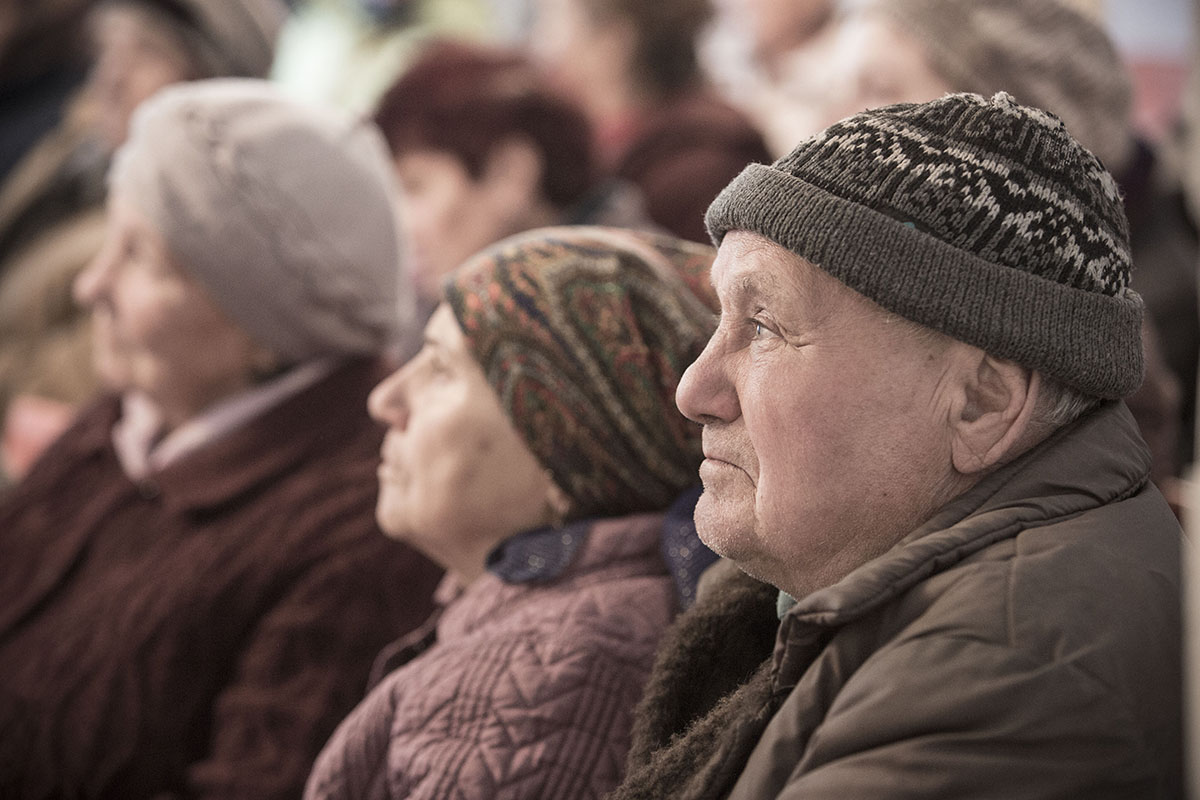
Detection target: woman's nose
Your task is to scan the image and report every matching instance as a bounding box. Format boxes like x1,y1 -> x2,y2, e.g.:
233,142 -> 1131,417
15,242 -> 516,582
73,248 -> 116,309
367,366 -> 410,430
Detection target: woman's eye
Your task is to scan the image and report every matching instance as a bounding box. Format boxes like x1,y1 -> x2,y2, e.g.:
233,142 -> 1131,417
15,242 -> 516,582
122,238 -> 146,264
427,351 -> 452,376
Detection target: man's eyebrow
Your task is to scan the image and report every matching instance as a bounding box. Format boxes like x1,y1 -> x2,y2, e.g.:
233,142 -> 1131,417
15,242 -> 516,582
719,270 -> 785,306
709,262 -> 783,296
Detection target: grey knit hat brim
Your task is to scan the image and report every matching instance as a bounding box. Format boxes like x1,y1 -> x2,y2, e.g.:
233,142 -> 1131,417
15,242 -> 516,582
706,162 -> 1145,398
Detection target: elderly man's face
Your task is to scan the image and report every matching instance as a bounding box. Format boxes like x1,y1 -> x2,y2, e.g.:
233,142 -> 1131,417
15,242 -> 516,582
677,232 -> 967,598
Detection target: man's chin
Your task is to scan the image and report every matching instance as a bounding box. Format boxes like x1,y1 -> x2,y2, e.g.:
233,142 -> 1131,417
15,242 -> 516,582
693,491 -> 755,558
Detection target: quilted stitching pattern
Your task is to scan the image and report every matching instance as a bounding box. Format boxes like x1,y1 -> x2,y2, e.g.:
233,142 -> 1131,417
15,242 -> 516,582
307,513 -> 675,800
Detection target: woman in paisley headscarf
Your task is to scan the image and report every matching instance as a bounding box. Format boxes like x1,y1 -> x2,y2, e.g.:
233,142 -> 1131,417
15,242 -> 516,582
307,226 -> 719,800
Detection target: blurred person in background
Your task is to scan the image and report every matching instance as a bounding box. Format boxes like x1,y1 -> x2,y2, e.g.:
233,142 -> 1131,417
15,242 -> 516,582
306,226 -> 717,800
718,0 -> 834,78
768,0 -> 1197,500
698,0 -> 835,143
0,0 -> 287,484
0,80 -> 443,800
526,0 -> 771,243
1179,0 -> 1200,228
270,0 -> 492,114
0,0 -> 95,182
372,38 -> 655,320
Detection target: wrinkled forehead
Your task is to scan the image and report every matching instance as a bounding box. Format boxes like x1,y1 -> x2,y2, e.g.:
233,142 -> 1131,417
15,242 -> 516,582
712,231 -> 841,312
712,229 -> 939,342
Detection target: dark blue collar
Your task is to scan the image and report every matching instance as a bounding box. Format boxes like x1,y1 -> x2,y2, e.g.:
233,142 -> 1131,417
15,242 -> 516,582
484,486 -> 718,608
661,485 -> 719,608
485,520 -> 591,584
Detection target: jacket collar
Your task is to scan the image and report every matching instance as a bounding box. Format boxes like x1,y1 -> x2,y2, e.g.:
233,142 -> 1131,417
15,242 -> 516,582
155,357 -> 388,515
76,357 -> 388,515
778,401 -> 1150,635
485,519 -> 591,584
111,359 -> 339,481
438,511 -> 667,641
484,485 -> 716,608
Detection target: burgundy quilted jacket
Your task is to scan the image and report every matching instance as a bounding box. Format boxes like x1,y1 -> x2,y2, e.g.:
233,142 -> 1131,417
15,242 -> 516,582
306,512 -> 677,800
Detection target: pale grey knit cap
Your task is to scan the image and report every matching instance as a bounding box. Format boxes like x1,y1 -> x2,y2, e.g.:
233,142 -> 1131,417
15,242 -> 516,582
109,79 -> 407,361
706,92 -> 1144,399
866,0 -> 1134,171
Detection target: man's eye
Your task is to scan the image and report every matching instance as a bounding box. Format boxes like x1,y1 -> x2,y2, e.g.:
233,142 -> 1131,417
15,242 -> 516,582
751,318 -> 773,339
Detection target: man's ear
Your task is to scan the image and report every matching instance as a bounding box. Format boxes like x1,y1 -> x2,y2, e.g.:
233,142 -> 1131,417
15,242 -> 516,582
949,350 -> 1042,475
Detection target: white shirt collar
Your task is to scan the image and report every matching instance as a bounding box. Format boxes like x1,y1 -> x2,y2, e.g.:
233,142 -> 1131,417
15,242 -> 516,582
112,358 -> 340,481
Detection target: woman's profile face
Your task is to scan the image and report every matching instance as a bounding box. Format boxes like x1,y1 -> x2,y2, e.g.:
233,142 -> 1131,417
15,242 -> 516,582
74,198 -> 265,426
368,305 -> 557,579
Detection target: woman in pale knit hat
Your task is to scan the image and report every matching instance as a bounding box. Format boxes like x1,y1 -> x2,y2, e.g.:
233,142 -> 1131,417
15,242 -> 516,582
0,0 -> 289,483
0,80 -> 442,800
306,226 -> 718,800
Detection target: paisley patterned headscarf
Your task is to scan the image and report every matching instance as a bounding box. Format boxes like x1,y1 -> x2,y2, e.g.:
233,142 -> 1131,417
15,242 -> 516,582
445,226 -> 717,520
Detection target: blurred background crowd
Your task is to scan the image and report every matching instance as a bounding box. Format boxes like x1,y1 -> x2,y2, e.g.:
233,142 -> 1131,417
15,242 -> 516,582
0,0 -> 1197,797
1,0 -> 1197,493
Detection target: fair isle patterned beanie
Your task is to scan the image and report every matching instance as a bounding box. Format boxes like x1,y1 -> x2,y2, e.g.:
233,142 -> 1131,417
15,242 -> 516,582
705,92 -> 1144,399
868,0 -> 1134,171
445,226 -> 716,520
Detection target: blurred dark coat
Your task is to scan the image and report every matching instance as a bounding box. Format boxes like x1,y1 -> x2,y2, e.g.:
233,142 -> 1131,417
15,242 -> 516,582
0,357 -> 443,800
1121,139 -> 1199,467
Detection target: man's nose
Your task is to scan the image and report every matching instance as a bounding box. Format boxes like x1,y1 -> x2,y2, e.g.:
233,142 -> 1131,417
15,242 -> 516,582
676,332 -> 739,424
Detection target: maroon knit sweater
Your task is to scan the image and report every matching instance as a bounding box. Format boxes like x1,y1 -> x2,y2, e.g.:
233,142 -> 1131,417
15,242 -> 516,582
0,357 -> 443,800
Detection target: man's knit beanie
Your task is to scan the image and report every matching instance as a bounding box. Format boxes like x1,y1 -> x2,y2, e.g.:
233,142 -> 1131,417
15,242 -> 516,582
109,78 -> 409,361
705,91 -> 1143,399
867,0 -> 1134,171
445,226 -> 716,520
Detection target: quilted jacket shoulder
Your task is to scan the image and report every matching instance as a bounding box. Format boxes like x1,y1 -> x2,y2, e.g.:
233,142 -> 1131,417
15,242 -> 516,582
307,512 -> 676,800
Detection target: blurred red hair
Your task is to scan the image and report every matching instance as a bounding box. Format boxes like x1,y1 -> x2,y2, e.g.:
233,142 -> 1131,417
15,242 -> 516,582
373,39 -> 596,211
